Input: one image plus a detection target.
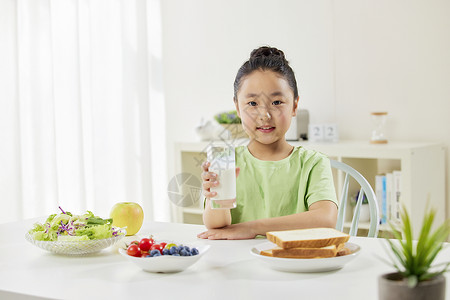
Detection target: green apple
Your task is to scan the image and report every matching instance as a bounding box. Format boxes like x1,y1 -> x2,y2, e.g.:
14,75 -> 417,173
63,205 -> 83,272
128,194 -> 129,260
110,202 -> 144,236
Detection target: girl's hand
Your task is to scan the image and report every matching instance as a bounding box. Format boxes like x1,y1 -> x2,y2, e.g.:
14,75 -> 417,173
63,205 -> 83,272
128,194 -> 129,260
197,223 -> 256,240
201,161 -> 218,199
201,161 -> 240,199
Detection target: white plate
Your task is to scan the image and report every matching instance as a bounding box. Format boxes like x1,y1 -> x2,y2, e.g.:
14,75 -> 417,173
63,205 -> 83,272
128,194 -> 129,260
250,241 -> 361,273
119,244 -> 210,273
25,232 -> 126,255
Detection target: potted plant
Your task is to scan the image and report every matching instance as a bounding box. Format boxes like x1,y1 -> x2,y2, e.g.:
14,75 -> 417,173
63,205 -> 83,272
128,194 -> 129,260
350,191 -> 370,222
378,205 -> 450,300
214,110 -> 248,139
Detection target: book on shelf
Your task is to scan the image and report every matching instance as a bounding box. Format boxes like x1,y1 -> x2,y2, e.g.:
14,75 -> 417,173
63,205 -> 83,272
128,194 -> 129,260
375,171 -> 402,225
386,173 -> 393,222
375,175 -> 387,224
392,170 -> 402,222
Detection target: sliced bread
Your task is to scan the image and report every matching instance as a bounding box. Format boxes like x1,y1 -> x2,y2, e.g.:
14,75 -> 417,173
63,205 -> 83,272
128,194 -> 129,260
266,228 -> 350,249
261,243 -> 345,259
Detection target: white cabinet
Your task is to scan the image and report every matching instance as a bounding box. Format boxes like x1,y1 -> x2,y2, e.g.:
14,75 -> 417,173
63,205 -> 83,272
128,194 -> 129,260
172,140 -> 445,238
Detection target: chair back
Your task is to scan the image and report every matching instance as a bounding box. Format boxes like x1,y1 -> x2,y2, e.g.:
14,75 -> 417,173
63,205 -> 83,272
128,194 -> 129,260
330,160 -> 379,237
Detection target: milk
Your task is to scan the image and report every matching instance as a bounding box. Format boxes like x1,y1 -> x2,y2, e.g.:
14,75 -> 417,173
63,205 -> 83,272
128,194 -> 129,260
207,145 -> 236,210
210,168 -> 236,209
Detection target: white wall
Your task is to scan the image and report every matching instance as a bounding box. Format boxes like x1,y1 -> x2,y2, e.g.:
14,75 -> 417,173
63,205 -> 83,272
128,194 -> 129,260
161,0 -> 450,217
333,0 -> 450,218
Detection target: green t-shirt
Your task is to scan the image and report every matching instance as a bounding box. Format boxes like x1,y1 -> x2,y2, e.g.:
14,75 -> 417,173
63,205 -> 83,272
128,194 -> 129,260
230,146 -> 337,224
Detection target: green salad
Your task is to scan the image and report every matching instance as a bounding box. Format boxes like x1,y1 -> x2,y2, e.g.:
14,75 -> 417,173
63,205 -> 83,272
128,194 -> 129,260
28,206 -> 125,241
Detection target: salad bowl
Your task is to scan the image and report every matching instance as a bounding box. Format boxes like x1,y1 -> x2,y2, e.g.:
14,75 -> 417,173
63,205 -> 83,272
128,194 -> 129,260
25,207 -> 126,255
25,232 -> 126,255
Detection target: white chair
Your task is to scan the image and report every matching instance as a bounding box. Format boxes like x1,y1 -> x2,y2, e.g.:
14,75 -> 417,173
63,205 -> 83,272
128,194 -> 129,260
330,160 -> 379,238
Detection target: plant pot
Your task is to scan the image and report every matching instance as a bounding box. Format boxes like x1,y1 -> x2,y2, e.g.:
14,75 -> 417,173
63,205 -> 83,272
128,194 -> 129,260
378,272 -> 446,300
219,124 -> 248,139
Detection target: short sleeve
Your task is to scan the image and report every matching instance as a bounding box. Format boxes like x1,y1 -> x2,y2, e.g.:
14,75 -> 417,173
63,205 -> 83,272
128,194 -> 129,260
304,155 -> 338,208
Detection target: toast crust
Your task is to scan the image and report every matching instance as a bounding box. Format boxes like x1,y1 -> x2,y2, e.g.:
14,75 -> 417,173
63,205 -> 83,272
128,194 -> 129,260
261,243 -> 346,259
266,228 -> 350,249
259,244 -> 351,259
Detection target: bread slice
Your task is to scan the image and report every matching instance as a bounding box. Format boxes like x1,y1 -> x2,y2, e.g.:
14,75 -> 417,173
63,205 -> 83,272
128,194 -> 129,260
266,228 -> 350,249
261,243 -> 345,259
337,246 -> 352,256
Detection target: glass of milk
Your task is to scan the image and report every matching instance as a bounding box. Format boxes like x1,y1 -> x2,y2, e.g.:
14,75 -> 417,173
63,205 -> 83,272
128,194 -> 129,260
207,145 -> 236,209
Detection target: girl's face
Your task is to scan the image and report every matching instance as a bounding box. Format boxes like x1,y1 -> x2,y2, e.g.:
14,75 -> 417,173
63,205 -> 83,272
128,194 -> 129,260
235,70 -> 298,145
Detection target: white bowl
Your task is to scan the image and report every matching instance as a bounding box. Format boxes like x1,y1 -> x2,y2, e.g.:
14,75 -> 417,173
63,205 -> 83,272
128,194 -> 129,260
250,241 -> 361,272
119,245 -> 210,273
25,232 -> 126,255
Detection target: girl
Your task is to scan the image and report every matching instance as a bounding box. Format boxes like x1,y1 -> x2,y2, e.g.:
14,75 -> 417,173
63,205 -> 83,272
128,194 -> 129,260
197,46 -> 337,240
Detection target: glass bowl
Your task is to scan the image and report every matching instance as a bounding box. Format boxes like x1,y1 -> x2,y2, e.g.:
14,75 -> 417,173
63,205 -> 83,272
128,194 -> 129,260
25,232 -> 126,255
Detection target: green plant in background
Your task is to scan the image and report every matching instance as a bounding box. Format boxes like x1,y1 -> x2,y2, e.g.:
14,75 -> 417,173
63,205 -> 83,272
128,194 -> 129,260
350,191 -> 369,207
383,205 -> 450,287
214,110 -> 241,124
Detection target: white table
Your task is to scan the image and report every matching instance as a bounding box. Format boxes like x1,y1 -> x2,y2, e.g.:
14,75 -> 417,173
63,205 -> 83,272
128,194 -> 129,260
1,220 -> 450,300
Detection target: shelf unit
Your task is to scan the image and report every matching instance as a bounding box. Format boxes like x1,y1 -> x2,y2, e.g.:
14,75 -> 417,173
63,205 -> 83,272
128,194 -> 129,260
172,140 -> 445,238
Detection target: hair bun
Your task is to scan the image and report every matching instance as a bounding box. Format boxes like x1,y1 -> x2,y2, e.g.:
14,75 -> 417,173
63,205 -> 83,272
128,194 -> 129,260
234,46 -> 298,100
250,46 -> 286,60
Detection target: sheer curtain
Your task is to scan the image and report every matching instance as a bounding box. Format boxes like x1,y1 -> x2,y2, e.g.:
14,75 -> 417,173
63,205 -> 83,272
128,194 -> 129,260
0,0 -> 168,223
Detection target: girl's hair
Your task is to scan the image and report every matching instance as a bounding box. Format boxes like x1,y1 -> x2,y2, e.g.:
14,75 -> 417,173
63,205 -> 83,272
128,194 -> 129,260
233,46 -> 298,101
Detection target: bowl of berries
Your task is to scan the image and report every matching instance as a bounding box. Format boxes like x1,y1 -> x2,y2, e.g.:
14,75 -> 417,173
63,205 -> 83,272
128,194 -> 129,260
119,236 -> 210,273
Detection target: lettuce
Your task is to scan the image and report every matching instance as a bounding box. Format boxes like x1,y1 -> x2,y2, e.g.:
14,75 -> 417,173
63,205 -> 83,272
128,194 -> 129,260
75,224 -> 113,240
86,216 -> 112,226
31,231 -> 49,241
83,211 -> 95,219
29,223 -> 58,241
50,213 -> 71,227
45,214 -> 56,223
28,208 -> 122,242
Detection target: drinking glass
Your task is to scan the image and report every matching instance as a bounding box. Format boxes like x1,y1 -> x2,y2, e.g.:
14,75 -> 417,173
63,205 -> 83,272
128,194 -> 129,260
207,145 -> 236,209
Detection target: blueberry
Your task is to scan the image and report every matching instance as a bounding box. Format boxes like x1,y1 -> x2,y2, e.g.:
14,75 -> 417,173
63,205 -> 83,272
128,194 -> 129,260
162,249 -> 170,255
180,249 -> 188,256
152,251 -> 161,257
169,247 -> 178,255
191,248 -> 199,255
184,246 -> 190,252
173,253 -> 180,256
150,249 -> 160,257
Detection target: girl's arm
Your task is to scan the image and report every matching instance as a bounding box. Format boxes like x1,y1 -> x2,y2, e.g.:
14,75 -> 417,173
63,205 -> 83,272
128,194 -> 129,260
250,200 -> 337,233
200,161 -> 239,229
197,200 -> 337,240
203,197 -> 231,229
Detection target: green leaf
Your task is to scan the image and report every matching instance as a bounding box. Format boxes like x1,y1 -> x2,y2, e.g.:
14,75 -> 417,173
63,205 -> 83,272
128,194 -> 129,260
86,217 -> 112,225
380,241 -> 403,272
382,204 -> 450,283
407,275 -> 418,288
45,214 -> 56,223
214,110 -> 241,124
414,208 -> 435,275
387,239 -> 407,268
